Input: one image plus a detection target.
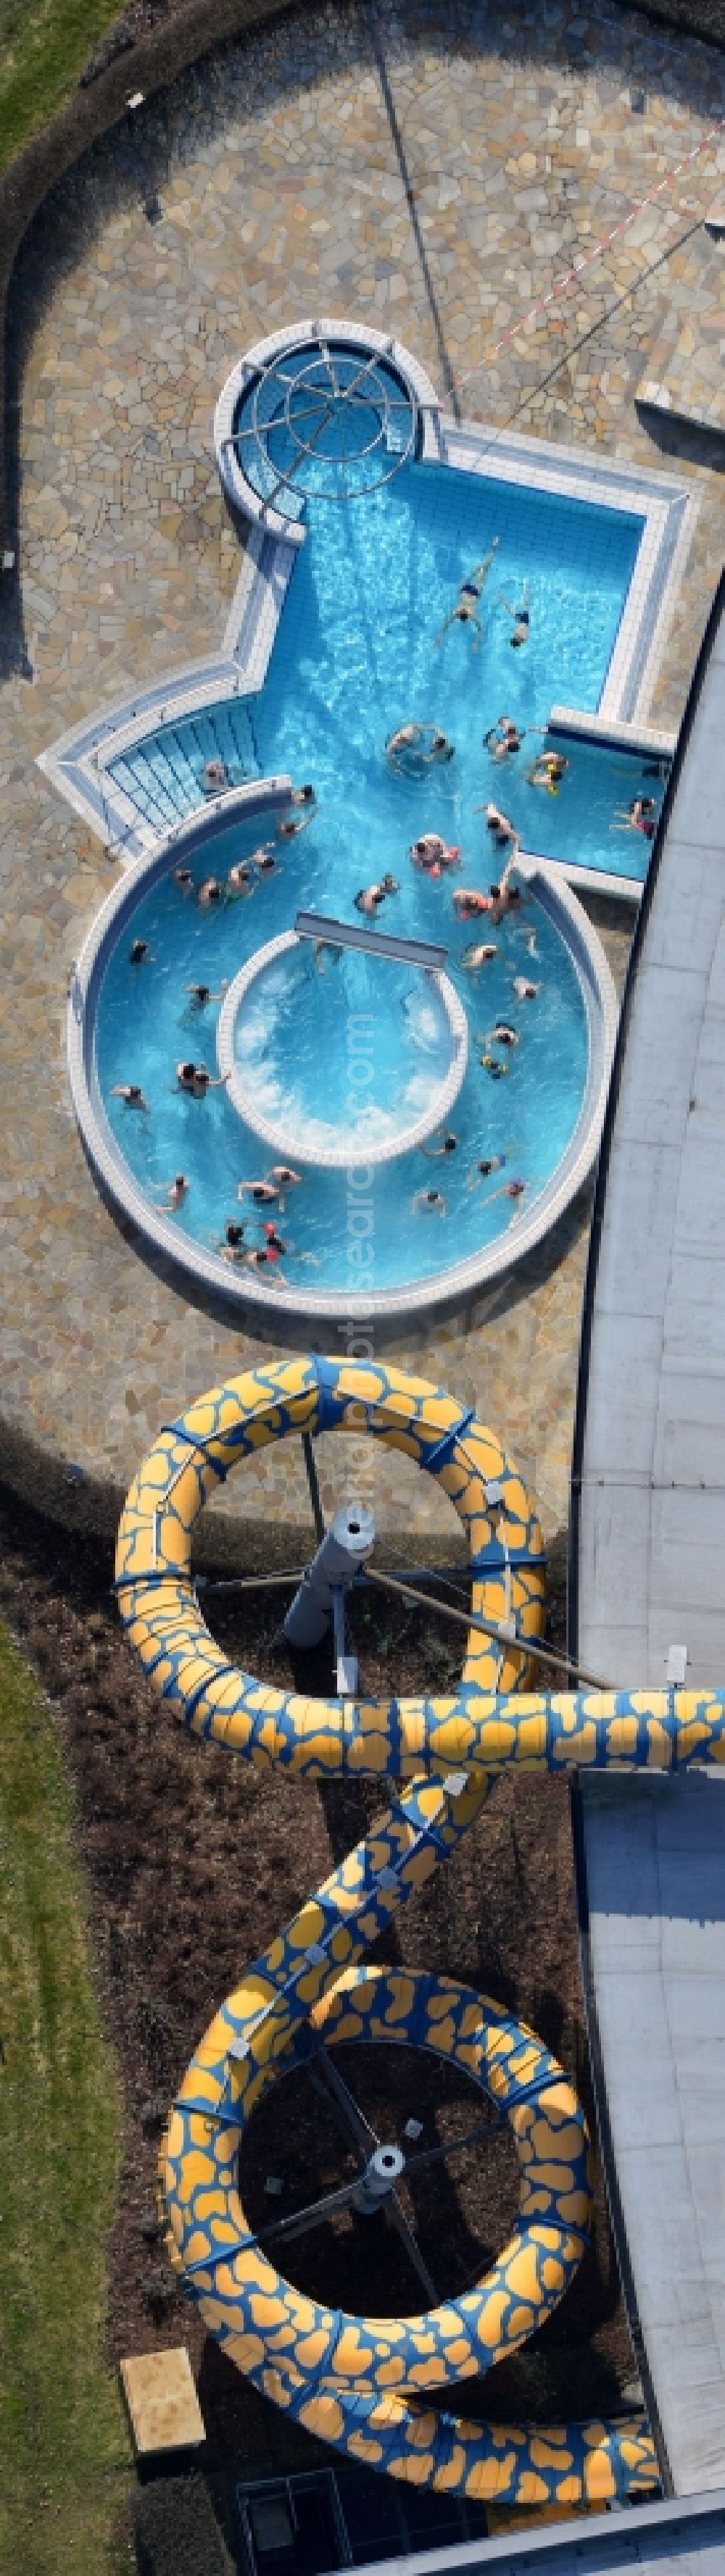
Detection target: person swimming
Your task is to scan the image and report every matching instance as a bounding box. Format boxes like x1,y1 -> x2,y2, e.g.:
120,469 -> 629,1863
482,1175 -> 526,1220
154,1173 -> 188,1211
355,883 -> 386,916
434,541 -> 500,653
452,888 -> 493,920
421,1132 -> 457,1159
386,721 -> 455,772
526,750 -> 568,794
175,1061 -> 231,1096
260,1222 -> 288,1262
486,715 -> 522,761
461,941 -> 497,970
497,578 -> 531,646
611,796 -> 656,838
474,801 -> 518,843
466,1154 -> 508,1188
410,833 -> 460,875
110,1083 -> 149,1110
276,785 -> 318,838
186,980 -> 226,1008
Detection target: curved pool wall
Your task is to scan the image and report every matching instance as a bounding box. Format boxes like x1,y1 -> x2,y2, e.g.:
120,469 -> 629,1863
67,790 -> 618,1330
217,931 -> 469,1170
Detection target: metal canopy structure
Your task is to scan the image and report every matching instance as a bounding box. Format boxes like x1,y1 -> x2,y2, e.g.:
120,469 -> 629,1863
224,333 -> 419,508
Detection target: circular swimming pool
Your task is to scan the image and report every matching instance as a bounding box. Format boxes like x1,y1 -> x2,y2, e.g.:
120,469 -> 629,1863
71,787 -> 617,1325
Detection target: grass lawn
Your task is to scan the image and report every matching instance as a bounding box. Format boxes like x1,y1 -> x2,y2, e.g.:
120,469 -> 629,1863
0,1616 -> 132,2576
0,0 -> 130,172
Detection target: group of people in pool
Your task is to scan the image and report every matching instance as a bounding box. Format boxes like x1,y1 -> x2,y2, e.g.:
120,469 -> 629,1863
405,837 -> 539,1221
106,1154 -> 310,1274
220,1167 -> 315,1275
412,541 -> 667,847
166,785 -> 319,907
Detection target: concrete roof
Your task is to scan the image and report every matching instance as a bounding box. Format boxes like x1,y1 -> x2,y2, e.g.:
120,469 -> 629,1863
571,577 -> 725,2499
573,577 -> 725,1690
576,1772 -> 725,2496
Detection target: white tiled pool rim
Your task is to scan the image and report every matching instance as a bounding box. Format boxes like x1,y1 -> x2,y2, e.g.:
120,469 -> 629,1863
217,930 -> 469,1168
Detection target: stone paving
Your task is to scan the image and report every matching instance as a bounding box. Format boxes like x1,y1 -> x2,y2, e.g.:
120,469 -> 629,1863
1,0 -> 724,1547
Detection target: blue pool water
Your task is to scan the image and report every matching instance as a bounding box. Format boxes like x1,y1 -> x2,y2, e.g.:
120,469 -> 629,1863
109,454 -> 660,882
96,445 -> 650,1295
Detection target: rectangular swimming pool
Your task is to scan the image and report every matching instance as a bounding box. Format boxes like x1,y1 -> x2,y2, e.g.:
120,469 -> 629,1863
107,457 -> 663,883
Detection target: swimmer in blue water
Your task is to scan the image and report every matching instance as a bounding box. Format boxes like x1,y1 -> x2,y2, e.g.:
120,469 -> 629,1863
386,722 -> 455,772
434,541 -> 500,653
467,1154 -> 508,1189
497,578 -> 531,647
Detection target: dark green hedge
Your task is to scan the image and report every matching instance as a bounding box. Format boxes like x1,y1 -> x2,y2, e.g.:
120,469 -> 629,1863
133,2472 -> 235,2576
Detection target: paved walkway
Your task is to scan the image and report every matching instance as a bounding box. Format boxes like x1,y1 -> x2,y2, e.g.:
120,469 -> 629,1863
1,0 -> 725,1535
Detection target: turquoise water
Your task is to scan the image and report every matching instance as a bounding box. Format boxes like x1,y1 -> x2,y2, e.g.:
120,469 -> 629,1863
96,444 -> 651,1295
96,829 -> 588,1295
529,734 -> 668,880
109,452 -> 659,878
233,946 -> 455,1156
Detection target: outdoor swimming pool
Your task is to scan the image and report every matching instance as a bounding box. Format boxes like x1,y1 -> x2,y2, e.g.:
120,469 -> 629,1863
108,452 -> 663,881
87,430 -> 634,1311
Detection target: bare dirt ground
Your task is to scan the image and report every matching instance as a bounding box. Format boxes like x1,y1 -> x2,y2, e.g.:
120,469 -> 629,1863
0,1480 -> 637,2480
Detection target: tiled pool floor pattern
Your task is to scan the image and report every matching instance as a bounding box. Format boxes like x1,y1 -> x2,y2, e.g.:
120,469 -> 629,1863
1,0 -> 724,1527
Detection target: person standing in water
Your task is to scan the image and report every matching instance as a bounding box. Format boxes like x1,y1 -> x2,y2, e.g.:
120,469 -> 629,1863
434,540 -> 500,653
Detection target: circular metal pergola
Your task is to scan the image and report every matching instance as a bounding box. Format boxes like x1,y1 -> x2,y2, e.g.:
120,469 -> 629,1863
228,333 -> 419,507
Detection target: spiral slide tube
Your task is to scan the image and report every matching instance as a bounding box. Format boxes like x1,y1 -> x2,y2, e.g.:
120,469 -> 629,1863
116,1357 -> 724,2511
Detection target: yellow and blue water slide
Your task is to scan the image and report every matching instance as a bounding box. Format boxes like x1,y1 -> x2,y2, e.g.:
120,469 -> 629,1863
116,1358 -> 724,2512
